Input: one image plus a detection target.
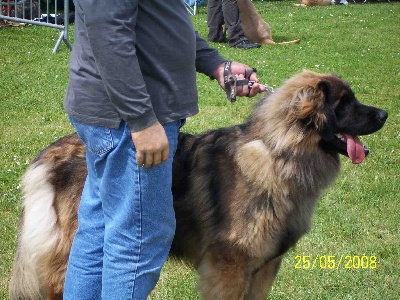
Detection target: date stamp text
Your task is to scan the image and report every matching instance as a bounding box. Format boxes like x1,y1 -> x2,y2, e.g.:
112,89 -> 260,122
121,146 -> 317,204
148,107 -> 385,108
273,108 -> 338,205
294,255 -> 377,270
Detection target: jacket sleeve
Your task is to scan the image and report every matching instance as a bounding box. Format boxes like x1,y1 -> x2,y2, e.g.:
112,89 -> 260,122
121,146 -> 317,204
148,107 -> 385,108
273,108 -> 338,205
195,32 -> 226,77
78,0 -> 158,132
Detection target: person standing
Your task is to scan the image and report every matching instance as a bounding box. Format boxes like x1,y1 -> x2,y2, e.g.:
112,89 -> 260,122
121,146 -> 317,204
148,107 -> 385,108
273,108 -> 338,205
208,0 -> 261,49
63,0 -> 265,299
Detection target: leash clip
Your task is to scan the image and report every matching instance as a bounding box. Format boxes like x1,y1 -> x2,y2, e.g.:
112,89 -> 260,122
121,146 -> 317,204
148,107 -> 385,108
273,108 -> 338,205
248,81 -> 275,94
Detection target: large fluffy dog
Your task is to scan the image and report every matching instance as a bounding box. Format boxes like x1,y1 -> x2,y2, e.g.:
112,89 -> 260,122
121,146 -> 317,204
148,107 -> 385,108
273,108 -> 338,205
10,71 -> 387,299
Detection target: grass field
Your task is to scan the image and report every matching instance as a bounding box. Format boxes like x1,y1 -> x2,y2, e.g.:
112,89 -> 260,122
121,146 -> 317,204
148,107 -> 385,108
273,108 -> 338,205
1,1 -> 399,299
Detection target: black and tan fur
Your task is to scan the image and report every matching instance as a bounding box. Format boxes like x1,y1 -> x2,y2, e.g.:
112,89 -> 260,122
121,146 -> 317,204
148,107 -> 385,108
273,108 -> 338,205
10,71 -> 387,299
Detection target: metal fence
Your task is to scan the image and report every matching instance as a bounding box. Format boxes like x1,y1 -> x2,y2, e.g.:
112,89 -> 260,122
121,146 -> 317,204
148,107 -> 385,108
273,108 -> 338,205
0,0 -> 71,54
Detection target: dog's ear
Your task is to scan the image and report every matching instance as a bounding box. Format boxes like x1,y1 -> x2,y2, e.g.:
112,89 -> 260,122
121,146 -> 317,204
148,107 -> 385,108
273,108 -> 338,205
315,80 -> 336,141
294,80 -> 337,141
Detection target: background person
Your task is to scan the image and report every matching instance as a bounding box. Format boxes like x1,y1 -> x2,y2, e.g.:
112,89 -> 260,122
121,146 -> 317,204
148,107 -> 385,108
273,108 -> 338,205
208,0 -> 261,49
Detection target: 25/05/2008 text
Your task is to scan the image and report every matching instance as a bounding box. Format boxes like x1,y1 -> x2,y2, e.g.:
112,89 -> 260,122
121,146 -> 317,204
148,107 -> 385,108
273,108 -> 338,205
294,255 -> 377,270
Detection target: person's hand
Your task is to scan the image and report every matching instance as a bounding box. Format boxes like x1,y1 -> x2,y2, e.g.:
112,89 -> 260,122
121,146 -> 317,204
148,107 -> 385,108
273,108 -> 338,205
131,121 -> 169,168
212,61 -> 266,97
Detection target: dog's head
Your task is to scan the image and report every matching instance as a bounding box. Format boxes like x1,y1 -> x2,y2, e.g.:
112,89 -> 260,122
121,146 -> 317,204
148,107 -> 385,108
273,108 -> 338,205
289,71 -> 387,163
254,70 -> 388,163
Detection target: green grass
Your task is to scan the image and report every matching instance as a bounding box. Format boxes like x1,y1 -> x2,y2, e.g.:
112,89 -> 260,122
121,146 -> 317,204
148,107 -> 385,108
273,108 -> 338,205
1,1 -> 399,299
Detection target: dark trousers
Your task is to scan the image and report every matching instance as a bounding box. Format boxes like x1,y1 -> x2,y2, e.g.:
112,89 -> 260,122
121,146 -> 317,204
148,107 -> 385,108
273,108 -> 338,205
207,0 -> 247,46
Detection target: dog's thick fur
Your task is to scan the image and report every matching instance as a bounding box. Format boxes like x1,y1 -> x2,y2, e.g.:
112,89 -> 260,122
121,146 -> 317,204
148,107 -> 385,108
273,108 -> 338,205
238,0 -> 301,45
10,71 -> 387,300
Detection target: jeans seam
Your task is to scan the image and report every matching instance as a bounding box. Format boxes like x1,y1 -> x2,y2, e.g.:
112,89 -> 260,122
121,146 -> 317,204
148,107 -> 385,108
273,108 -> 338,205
130,163 -> 143,300
93,129 -> 113,156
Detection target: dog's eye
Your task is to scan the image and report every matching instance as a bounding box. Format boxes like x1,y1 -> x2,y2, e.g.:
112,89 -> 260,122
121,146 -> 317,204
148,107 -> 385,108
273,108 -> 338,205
334,100 -> 350,120
336,93 -> 353,111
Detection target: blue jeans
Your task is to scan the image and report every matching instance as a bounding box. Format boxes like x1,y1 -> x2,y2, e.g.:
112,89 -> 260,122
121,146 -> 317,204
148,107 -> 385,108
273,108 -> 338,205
64,117 -> 181,300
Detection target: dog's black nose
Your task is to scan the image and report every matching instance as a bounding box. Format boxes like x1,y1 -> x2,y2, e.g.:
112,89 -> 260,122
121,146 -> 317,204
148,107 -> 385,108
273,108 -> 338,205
377,110 -> 388,125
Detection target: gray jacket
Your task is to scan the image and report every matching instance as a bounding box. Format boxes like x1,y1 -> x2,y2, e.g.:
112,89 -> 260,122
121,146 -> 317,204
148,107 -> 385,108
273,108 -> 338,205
64,0 -> 226,132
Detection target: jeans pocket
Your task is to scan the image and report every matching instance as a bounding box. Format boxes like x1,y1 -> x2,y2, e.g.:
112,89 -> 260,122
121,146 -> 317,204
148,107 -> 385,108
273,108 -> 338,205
69,117 -> 114,156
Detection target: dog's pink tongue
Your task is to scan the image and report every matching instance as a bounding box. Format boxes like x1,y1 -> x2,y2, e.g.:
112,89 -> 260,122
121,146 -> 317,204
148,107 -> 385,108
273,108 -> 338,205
343,134 -> 365,164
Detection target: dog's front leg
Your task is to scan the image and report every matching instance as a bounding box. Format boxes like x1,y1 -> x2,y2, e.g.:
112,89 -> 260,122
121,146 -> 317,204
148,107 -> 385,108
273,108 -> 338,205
244,255 -> 283,300
197,249 -> 251,300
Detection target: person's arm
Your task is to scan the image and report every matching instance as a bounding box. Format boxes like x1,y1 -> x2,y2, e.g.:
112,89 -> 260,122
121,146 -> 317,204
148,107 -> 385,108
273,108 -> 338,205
78,0 -> 168,168
194,32 -> 265,97
195,31 -> 226,76
79,0 -> 158,133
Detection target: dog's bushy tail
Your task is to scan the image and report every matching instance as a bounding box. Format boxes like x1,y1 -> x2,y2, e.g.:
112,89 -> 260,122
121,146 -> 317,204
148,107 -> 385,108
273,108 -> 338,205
10,163 -> 60,300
